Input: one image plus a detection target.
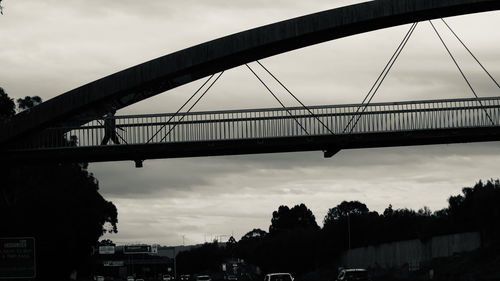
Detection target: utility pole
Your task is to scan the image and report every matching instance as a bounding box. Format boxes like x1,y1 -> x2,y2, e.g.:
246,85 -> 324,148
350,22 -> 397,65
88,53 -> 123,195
347,213 -> 351,249
173,247 -> 177,280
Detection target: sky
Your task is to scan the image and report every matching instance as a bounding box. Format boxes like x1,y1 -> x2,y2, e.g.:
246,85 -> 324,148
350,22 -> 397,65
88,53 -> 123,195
1,1 -> 499,246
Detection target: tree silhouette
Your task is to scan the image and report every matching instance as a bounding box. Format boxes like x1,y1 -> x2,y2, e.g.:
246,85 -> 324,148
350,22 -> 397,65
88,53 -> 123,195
240,228 -> 267,241
98,239 -> 116,246
269,203 -> 319,235
17,96 -> 42,112
323,201 -> 369,226
0,89 -> 118,280
0,87 -> 15,120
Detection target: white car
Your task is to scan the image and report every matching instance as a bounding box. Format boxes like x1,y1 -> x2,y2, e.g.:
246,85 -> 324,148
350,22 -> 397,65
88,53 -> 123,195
264,273 -> 294,281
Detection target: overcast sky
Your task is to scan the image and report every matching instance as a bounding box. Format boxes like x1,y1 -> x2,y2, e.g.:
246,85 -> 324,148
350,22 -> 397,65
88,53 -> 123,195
1,1 -> 499,246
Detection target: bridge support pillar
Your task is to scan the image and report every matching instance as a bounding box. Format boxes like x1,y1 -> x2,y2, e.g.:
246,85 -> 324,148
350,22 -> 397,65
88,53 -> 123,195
323,147 -> 341,158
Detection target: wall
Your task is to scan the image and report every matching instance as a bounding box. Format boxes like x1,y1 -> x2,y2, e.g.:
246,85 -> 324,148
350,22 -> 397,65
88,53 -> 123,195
340,232 -> 481,270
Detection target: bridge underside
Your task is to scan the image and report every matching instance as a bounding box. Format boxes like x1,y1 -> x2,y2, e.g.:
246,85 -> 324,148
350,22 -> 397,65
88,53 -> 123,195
4,127 -> 500,164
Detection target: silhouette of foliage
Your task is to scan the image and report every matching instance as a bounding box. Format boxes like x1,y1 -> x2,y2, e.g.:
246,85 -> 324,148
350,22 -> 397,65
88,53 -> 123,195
323,200 -> 369,225
98,239 -> 116,246
0,90 -> 118,280
269,203 -> 319,235
16,96 -> 42,112
240,228 -> 267,241
176,242 -> 228,274
0,87 -> 15,120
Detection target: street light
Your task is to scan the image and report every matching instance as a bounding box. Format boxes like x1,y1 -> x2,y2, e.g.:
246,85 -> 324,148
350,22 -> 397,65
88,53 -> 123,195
347,213 -> 351,250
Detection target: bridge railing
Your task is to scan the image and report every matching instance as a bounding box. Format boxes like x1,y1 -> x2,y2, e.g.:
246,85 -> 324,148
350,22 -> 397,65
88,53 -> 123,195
11,97 -> 500,149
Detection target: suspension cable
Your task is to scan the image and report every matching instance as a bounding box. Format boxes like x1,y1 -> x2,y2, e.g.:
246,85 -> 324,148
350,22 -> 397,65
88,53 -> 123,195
256,60 -> 335,135
115,127 -> 128,144
344,22 -> 418,134
146,74 -> 216,143
429,20 -> 494,125
158,71 -> 225,143
440,18 -> 499,89
246,64 -> 310,135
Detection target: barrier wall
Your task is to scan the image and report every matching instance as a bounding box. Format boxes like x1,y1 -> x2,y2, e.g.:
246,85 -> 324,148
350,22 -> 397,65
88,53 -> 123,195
340,232 -> 481,270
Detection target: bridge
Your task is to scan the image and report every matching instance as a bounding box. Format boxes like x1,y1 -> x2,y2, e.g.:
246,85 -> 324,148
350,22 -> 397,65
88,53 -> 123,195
0,0 -> 499,165
4,97 -> 500,164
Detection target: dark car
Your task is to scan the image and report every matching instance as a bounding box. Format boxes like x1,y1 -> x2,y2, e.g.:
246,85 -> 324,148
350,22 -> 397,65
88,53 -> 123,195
336,269 -> 370,281
264,273 -> 293,281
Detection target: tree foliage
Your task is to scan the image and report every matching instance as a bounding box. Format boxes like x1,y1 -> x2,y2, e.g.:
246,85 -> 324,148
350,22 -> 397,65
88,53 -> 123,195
98,239 -> 116,246
269,203 -> 319,235
17,96 -> 42,111
241,228 -> 267,241
0,87 -> 15,120
323,201 -> 369,226
0,89 -> 118,280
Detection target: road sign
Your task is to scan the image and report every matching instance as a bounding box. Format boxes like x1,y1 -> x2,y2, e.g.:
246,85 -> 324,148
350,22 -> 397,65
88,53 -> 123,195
0,237 -> 36,279
103,260 -> 124,267
99,246 -> 115,254
124,245 -> 151,254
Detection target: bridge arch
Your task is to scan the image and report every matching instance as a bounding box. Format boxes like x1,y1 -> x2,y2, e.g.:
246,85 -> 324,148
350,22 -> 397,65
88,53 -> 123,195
1,0 -> 499,144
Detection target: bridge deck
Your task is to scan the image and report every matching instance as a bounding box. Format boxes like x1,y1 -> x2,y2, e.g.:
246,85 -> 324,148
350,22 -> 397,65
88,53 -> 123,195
3,97 -> 500,163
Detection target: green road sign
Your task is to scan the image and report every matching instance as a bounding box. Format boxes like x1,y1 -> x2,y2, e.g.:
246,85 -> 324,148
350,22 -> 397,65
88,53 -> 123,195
0,237 -> 36,279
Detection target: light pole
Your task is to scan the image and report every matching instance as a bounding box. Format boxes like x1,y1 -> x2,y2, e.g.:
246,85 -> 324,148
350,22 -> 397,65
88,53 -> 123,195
347,213 -> 351,249
174,247 -> 177,280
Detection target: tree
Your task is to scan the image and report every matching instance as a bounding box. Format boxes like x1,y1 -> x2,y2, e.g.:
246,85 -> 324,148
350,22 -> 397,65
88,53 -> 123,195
0,0 -> 3,15
323,201 -> 369,226
98,239 -> 116,246
0,89 -> 118,280
0,87 -> 15,120
17,96 -> 42,112
240,228 -> 267,241
269,203 -> 319,234
383,204 -> 394,217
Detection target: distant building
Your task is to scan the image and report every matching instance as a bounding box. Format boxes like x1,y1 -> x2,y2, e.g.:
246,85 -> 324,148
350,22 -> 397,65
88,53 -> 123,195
92,244 -> 173,280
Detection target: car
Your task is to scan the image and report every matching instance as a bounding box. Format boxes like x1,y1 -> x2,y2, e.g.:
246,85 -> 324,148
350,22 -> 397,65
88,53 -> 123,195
264,273 -> 294,281
164,275 -> 173,281
180,275 -> 191,281
336,268 -> 370,281
226,275 -> 238,281
196,275 -> 212,281
94,276 -> 105,281
127,276 -> 134,281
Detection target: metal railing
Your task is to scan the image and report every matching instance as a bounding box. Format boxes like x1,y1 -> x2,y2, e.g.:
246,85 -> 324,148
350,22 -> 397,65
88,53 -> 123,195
11,97 -> 500,150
